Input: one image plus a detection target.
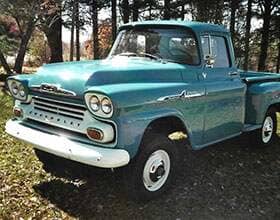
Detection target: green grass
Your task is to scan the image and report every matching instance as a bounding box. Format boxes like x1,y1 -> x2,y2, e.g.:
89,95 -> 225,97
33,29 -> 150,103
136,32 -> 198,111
0,92 -> 72,219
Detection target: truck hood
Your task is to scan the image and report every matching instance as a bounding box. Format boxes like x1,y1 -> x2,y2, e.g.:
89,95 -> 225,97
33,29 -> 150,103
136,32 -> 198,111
27,58 -> 184,98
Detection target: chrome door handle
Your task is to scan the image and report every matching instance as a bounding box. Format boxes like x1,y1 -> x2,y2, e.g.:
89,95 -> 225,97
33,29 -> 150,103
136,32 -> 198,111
228,71 -> 239,76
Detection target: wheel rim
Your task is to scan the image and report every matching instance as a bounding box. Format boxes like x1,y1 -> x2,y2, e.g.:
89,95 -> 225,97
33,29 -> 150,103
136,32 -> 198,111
262,116 -> 274,144
143,149 -> 170,192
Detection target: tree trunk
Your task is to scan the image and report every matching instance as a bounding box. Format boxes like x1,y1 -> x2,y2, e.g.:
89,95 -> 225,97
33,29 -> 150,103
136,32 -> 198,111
163,0 -> 170,19
0,49 -> 13,75
230,0 -> 238,38
122,0 -> 130,23
132,0 -> 139,21
181,3 -> 185,20
75,0 -> 80,61
258,0 -> 272,71
243,0 -> 252,71
277,41 -> 280,73
45,17 -> 63,63
70,0 -> 76,61
149,3 -> 152,19
45,9 -> 63,64
196,0 -> 208,22
111,0 -> 117,41
14,19 -> 35,74
92,2 -> 99,59
214,0 -> 224,24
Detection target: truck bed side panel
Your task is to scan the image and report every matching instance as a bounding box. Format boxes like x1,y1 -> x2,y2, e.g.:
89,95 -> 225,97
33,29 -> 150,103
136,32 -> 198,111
245,81 -> 280,125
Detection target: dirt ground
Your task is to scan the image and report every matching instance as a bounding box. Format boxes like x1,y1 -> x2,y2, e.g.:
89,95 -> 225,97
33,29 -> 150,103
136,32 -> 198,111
32,137 -> 280,219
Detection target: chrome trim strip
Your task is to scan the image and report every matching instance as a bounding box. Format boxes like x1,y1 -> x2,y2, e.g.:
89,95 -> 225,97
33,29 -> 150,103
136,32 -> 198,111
31,83 -> 76,97
157,90 -> 205,101
33,96 -> 85,108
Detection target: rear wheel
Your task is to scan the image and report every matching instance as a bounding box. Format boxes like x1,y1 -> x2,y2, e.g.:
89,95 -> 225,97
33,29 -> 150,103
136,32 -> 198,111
124,133 -> 180,201
254,108 -> 278,146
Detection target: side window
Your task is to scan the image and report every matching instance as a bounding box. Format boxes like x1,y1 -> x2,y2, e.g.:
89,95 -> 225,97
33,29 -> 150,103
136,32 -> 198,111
168,35 -> 199,65
200,35 -> 231,68
210,36 -> 230,68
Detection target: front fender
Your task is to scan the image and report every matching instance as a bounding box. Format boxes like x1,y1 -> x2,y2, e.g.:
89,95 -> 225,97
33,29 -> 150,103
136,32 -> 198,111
114,107 -> 190,158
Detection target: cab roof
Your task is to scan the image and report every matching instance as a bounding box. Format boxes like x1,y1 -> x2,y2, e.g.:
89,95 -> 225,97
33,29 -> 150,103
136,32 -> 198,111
119,20 -> 229,34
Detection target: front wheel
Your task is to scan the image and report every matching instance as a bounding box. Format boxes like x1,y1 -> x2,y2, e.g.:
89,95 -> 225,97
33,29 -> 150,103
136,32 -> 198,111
124,133 -> 180,201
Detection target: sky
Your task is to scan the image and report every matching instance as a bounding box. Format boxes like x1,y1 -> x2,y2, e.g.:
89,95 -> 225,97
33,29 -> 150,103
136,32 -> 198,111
62,8 -> 110,44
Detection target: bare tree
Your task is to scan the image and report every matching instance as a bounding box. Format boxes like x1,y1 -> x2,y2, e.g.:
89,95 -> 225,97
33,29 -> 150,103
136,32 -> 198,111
230,0 -> 240,44
243,0 -> 253,71
132,0 -> 140,21
14,19 -> 36,73
92,1 -> 99,59
75,0 -> 80,61
121,0 -> 130,23
258,0 -> 278,71
277,40 -> 280,73
40,0 -> 63,64
163,0 -> 171,19
0,49 -> 13,75
70,0 -> 76,61
111,0 -> 117,41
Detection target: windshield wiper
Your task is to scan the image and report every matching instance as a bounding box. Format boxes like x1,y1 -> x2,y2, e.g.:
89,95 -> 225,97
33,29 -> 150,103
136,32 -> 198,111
117,52 -> 138,57
138,52 -> 162,61
116,52 -> 163,62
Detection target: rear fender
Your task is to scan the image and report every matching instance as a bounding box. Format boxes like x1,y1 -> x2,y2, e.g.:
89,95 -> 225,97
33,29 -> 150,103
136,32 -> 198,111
246,82 -> 280,124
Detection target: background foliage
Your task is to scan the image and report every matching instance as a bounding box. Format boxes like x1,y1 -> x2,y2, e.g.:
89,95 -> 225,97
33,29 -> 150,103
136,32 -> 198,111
0,0 -> 279,75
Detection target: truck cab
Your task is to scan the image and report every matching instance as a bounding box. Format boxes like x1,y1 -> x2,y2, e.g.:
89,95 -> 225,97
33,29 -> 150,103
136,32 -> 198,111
5,21 -> 280,201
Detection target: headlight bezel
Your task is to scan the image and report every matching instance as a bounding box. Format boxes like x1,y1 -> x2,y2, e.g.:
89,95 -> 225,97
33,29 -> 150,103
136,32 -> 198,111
89,95 -> 101,112
7,79 -> 29,102
101,97 -> 113,114
85,93 -> 114,118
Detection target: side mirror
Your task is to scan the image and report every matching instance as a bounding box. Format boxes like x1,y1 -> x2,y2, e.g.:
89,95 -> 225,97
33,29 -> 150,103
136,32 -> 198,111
204,54 -> 215,68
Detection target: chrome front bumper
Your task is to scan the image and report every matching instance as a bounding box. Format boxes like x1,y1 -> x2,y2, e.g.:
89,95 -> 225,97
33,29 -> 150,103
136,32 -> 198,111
5,119 -> 130,168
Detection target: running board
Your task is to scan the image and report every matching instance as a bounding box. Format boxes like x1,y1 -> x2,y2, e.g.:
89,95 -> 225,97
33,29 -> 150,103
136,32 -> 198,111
242,124 -> 262,132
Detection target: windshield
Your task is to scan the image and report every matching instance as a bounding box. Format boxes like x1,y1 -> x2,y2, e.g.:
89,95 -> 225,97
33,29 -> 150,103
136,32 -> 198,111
109,27 -> 200,65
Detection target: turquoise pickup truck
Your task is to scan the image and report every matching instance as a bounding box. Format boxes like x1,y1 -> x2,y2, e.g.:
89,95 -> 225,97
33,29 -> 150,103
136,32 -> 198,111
5,21 -> 280,200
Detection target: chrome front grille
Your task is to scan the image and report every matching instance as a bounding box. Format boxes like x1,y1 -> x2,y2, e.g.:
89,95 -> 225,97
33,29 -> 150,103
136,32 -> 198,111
25,96 -> 88,133
33,96 -> 86,120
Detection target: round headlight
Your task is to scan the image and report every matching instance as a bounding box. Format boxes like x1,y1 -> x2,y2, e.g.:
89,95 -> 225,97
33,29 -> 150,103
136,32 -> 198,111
89,95 -> 100,112
18,85 -> 26,98
101,97 -> 112,114
11,81 -> 19,95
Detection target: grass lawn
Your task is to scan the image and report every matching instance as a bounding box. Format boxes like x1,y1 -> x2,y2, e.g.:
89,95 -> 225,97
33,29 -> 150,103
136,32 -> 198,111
0,91 -> 280,219
0,92 -> 71,218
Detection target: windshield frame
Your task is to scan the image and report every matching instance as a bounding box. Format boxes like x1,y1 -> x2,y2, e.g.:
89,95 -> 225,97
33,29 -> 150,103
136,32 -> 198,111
108,25 -> 202,66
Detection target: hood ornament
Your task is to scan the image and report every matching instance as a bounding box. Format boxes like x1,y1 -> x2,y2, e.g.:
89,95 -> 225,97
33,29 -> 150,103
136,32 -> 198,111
31,83 -> 76,97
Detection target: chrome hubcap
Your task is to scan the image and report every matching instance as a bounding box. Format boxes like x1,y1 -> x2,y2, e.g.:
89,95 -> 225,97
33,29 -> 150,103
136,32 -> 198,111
143,150 -> 170,192
262,116 -> 273,143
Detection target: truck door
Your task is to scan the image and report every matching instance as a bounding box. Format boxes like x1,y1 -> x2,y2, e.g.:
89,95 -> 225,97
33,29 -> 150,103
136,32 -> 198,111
201,34 -> 246,144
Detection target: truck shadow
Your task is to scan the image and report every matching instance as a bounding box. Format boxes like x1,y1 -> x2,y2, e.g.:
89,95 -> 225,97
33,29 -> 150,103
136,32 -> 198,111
33,135 -> 280,219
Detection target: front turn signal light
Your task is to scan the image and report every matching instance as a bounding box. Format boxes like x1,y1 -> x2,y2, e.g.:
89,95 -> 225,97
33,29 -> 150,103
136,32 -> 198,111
87,128 -> 104,141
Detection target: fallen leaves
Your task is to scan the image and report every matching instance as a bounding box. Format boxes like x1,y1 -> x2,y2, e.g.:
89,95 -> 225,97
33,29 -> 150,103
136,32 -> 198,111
0,93 -> 73,219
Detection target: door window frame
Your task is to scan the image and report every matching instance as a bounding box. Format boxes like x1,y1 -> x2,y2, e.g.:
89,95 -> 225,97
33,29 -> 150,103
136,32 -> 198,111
200,34 -> 232,68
